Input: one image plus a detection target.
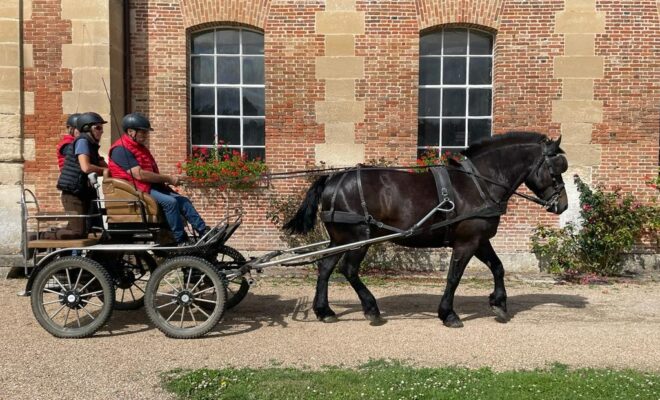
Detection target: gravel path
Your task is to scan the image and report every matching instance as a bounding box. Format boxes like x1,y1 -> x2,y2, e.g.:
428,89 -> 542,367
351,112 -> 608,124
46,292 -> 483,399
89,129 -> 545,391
1,277 -> 659,399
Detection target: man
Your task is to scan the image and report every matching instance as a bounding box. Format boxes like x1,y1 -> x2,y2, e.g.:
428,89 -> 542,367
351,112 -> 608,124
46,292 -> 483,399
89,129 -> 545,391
56,113 -> 81,170
108,112 -> 207,245
56,112 -> 108,238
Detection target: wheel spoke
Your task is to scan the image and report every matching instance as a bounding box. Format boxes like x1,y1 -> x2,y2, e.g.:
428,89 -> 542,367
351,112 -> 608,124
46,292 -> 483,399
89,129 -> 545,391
75,309 -> 81,328
188,307 -> 197,326
80,305 -> 96,321
79,276 -> 97,292
81,299 -> 103,308
180,306 -> 185,328
74,268 -> 83,290
51,275 -> 67,292
186,268 -> 193,290
156,291 -> 178,298
176,271 -> 185,291
134,285 -> 146,294
189,274 -> 207,292
193,297 -> 217,305
65,268 -> 72,290
129,287 -> 136,302
120,288 -> 126,303
49,304 -> 66,320
163,276 -> 180,294
42,288 -> 62,295
156,300 -> 177,309
64,307 -> 70,327
192,303 -> 211,318
79,290 -> 103,298
193,286 -> 215,296
166,305 -> 181,322
42,299 -> 61,306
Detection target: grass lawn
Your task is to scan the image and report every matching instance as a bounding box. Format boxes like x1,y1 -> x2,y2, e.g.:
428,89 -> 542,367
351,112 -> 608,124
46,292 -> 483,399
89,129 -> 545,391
163,360 -> 659,400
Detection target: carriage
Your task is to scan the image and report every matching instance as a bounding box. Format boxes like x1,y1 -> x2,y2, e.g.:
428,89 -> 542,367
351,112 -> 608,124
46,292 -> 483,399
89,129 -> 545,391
19,132 -> 569,338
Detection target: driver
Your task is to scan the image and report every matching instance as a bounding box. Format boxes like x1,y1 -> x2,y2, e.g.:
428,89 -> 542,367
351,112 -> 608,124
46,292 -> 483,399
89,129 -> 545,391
108,112 -> 208,246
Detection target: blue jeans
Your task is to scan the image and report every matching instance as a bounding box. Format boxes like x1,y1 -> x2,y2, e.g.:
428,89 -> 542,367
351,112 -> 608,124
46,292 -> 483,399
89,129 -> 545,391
149,188 -> 207,243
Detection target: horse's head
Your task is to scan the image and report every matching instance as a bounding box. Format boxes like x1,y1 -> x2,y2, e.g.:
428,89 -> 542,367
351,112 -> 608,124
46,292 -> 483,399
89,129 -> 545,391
523,136 -> 569,214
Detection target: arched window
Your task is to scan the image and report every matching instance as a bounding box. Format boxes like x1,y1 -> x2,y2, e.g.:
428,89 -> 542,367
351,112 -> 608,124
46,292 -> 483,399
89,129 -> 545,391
418,28 -> 493,156
190,27 -> 265,159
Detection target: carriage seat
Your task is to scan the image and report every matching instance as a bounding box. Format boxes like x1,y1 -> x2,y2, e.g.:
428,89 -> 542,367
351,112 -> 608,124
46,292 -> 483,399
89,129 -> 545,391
102,174 -> 162,224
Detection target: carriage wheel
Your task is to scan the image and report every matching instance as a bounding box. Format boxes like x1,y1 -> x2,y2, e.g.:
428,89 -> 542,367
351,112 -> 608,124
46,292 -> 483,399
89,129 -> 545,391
144,256 -> 226,339
113,252 -> 157,310
214,245 -> 249,309
30,256 -> 114,338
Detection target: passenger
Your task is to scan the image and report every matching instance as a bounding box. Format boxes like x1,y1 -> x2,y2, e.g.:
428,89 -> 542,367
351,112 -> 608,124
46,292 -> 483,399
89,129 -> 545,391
55,112 -> 109,238
108,112 -> 207,246
56,113 -> 81,171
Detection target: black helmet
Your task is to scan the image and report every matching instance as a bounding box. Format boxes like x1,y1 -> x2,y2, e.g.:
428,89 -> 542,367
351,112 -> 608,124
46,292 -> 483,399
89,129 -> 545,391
76,112 -> 107,132
66,113 -> 81,129
122,112 -> 154,133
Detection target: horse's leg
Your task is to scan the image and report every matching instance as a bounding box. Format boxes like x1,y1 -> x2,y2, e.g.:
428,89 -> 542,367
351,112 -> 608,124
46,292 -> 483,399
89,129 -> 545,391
439,240 -> 480,328
474,240 -> 508,322
338,246 -> 386,326
313,250 -> 343,323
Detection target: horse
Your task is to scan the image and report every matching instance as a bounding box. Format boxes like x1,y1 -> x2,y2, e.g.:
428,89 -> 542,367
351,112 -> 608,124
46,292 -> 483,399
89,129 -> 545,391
284,132 -> 569,328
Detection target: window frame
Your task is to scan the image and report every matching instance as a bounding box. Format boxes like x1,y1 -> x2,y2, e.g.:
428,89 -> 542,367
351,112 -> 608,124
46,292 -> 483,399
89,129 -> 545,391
188,26 -> 265,159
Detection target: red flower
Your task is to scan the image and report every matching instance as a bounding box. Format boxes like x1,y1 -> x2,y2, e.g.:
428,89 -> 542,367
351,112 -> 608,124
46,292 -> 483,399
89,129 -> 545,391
582,204 -> 592,212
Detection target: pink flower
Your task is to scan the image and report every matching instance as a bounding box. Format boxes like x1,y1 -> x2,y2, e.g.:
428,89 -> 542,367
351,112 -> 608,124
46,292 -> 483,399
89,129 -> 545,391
582,204 -> 592,212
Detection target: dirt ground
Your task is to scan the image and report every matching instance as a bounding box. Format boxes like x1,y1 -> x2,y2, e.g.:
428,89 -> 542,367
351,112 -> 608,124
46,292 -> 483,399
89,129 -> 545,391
1,275 -> 659,400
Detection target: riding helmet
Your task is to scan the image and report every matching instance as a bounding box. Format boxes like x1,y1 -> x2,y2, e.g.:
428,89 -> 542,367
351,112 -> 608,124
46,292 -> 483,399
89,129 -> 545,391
76,112 -> 107,132
122,112 -> 154,133
66,113 -> 81,129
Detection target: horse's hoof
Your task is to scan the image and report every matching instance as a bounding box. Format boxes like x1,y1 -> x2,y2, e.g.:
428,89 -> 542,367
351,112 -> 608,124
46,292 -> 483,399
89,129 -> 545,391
321,315 -> 338,323
365,314 -> 387,326
490,306 -> 509,323
442,315 -> 464,328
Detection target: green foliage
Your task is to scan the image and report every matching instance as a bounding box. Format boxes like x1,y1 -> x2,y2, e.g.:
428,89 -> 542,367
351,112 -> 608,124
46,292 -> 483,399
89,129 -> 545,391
163,360 -> 660,400
532,175 -> 659,277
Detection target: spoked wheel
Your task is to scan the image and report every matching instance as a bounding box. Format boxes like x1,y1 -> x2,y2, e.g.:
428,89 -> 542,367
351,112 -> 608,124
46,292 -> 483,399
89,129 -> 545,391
144,256 -> 226,339
214,245 -> 249,309
113,252 -> 157,310
30,256 -> 114,338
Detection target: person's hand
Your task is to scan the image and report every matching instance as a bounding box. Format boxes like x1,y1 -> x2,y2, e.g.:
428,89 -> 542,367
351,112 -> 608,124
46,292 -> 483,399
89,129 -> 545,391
168,175 -> 181,186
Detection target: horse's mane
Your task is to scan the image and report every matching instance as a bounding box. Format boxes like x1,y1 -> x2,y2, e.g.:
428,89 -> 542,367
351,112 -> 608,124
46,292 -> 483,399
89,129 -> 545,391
461,131 -> 547,158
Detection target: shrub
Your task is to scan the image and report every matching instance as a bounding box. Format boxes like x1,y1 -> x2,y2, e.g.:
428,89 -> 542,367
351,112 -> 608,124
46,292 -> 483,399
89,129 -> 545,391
531,175 -> 659,277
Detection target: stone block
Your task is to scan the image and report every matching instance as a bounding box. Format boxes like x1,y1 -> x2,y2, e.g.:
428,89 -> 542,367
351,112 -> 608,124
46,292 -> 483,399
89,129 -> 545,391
316,11 -> 364,34
0,0 -> 19,18
564,0 -> 596,11
24,137 -> 35,161
560,122 -> 592,144
316,100 -> 365,123
560,165 -> 592,228
23,43 -> 33,68
23,0 -> 31,20
24,91 -> 34,115
71,68 -> 111,92
0,90 -> 19,114
0,185 -> 23,255
554,56 -> 603,78
315,143 -> 364,166
324,123 -> 355,144
0,163 -> 22,185
0,19 -> 19,42
325,79 -> 355,100
71,20 -> 110,44
326,35 -> 354,56
0,66 -> 18,89
0,137 -> 21,161
555,11 -> 605,34
61,0 -> 109,21
564,34 -> 594,56
62,91 -> 111,114
552,99 -> 602,123
562,144 -> 601,167
326,0 -> 356,10
0,44 -> 19,66
62,44 -> 109,68
316,56 -> 363,79
563,78 -> 593,100
0,114 -> 20,137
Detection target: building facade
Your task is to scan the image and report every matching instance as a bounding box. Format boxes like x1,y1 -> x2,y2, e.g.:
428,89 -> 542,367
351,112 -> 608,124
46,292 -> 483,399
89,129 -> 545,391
1,0 -> 658,270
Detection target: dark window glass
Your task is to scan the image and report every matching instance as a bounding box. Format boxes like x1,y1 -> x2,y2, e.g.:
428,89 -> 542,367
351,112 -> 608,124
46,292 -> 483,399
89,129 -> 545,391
191,118 -> 215,145
417,119 -> 440,146
419,88 -> 440,117
243,56 -> 264,84
243,119 -> 265,145
420,31 -> 442,55
243,88 -> 265,116
470,30 -> 493,55
442,89 -> 466,117
217,88 -> 240,116
244,147 -> 265,161
216,29 -> 239,54
191,87 -> 214,115
243,30 -> 264,54
442,57 -> 466,84
468,119 -> 492,144
442,119 -> 466,146
443,29 -> 467,55
191,56 -> 214,84
218,118 -> 240,145
469,57 -> 492,84
468,89 -> 492,116
192,31 -> 214,54
419,58 -> 440,85
217,56 -> 240,84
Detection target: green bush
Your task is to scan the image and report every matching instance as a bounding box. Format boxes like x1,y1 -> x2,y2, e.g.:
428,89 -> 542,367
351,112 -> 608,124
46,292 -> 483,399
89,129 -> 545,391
531,175 -> 659,276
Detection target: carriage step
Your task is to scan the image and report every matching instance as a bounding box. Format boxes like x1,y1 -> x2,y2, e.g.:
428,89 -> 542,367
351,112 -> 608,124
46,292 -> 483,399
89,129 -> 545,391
16,290 -> 30,297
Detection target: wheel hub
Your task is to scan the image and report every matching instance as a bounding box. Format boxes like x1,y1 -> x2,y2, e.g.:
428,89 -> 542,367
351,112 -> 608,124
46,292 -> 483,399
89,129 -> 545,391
114,268 -> 137,289
176,291 -> 194,306
60,290 -> 82,308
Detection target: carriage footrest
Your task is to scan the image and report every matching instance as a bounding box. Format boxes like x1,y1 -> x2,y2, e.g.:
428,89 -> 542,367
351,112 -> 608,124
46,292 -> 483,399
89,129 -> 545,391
27,238 -> 99,249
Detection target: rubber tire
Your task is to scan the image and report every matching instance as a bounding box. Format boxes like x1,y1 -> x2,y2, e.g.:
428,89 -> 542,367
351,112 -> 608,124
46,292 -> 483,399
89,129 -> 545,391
144,256 -> 226,339
31,256 -> 114,338
214,245 -> 250,309
113,252 -> 157,311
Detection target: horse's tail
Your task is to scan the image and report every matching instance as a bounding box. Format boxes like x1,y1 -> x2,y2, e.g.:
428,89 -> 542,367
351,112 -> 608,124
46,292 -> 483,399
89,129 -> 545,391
283,175 -> 328,234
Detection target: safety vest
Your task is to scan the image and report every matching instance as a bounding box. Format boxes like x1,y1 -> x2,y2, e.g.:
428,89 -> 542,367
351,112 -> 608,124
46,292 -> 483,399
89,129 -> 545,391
56,135 -> 75,170
108,134 -> 160,193
56,133 -> 100,197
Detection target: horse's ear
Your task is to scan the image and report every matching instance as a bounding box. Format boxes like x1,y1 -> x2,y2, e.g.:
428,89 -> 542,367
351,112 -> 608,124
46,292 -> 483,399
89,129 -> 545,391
548,135 -> 561,153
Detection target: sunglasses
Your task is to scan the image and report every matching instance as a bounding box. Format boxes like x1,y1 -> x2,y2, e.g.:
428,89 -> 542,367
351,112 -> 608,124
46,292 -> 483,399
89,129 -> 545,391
92,125 -> 104,131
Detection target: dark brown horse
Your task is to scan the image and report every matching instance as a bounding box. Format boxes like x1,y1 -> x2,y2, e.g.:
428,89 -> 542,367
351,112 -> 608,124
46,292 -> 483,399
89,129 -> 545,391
284,132 -> 568,328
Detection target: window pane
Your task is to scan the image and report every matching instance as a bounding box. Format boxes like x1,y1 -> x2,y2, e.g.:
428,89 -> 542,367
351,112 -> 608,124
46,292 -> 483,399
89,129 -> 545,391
243,87 -> 265,116
419,58 -> 440,85
469,89 -> 492,116
417,119 -> 439,146
420,31 -> 442,55
243,56 -> 264,84
442,119 -> 466,147
244,147 -> 265,161
217,88 -> 240,115
468,119 -> 492,144
443,57 -> 466,84
191,118 -> 215,145
243,30 -> 264,54
443,29 -> 467,55
243,118 -> 265,145
216,29 -> 239,54
218,118 -> 240,145
192,31 -> 214,54
217,56 -> 240,84
469,30 -> 493,55
442,88 -> 466,117
191,87 -> 214,115
191,56 -> 214,84
469,57 -> 492,84
418,88 -> 440,117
